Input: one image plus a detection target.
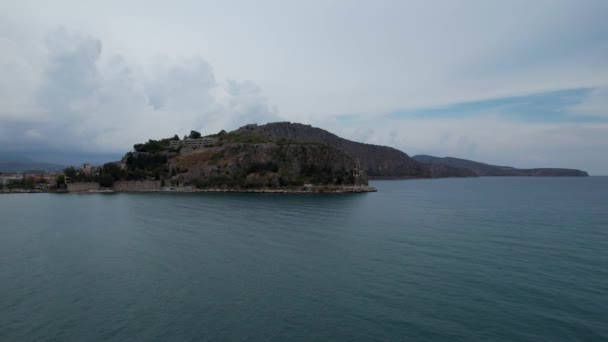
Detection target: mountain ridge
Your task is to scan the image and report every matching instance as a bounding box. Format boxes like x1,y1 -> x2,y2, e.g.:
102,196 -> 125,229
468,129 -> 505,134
233,122 -> 430,178
412,155 -> 589,177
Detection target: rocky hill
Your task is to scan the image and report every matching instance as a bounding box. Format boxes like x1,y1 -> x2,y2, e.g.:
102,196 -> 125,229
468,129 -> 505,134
113,122 -> 482,193
118,127 -> 374,192
413,155 -> 589,177
232,122 -> 430,178
171,142 -> 368,190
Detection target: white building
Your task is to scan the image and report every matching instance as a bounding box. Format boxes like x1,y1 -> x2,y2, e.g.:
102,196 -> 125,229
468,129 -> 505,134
0,174 -> 24,186
170,137 -> 218,149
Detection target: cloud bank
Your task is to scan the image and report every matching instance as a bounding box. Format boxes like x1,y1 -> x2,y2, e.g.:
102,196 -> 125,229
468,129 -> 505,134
0,28 -> 279,158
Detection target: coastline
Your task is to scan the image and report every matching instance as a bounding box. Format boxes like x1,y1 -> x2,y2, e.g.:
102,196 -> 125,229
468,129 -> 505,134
192,185 -> 377,193
1,185 -> 377,194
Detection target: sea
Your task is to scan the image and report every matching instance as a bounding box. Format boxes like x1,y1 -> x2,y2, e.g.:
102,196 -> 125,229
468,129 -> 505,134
1,177 -> 607,341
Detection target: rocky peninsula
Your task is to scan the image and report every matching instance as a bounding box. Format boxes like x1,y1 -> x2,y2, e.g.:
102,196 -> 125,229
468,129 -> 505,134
69,123 -> 378,193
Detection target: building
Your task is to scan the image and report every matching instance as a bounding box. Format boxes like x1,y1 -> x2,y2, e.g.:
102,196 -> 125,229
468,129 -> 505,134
0,174 -> 23,186
81,163 -> 93,174
170,137 -> 218,149
0,173 -> 60,188
78,163 -> 101,175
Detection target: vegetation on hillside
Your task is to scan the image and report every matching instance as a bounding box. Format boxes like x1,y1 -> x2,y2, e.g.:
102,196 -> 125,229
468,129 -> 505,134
123,152 -> 169,180
133,136 -> 179,153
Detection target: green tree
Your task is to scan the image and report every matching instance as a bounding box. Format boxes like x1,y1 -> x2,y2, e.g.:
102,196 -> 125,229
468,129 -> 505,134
102,162 -> 122,180
189,130 -> 202,139
24,176 -> 35,190
99,174 -> 115,188
64,167 -> 77,180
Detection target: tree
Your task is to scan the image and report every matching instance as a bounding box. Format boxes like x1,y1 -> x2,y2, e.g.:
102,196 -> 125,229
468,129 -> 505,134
99,174 -> 114,188
64,167 -> 77,180
56,175 -> 66,185
24,176 -> 35,190
102,162 -> 122,180
189,130 -> 202,139
172,134 -> 180,141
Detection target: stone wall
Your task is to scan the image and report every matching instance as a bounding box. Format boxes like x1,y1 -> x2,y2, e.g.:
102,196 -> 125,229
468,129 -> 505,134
67,182 -> 100,192
161,186 -> 195,192
113,180 -> 161,192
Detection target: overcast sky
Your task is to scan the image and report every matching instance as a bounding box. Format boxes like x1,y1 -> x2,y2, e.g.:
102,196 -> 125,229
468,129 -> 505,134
1,0 -> 607,173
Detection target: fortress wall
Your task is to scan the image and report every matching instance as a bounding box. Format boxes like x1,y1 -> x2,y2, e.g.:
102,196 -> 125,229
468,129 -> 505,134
113,181 -> 161,192
67,182 -> 100,192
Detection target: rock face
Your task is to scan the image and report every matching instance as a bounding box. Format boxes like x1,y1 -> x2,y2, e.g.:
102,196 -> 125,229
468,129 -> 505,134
413,155 -> 589,177
233,122 -> 429,178
171,141 -> 368,189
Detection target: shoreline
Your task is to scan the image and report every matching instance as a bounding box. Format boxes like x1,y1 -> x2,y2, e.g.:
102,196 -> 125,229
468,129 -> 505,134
1,186 -> 377,194
192,186 -> 377,193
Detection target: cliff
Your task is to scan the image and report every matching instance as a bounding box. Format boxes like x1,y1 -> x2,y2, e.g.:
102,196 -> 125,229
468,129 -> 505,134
412,155 -> 589,177
170,142 -> 369,190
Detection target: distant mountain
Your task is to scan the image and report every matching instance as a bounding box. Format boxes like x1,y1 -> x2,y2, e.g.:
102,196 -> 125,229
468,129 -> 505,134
426,163 -> 479,178
412,155 -> 589,177
0,154 -> 66,173
0,151 -> 122,173
234,122 -> 430,178
0,161 -> 66,173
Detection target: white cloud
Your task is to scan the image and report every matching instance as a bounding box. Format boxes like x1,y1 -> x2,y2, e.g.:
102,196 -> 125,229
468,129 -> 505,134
2,1 -> 606,119
0,28 -> 280,154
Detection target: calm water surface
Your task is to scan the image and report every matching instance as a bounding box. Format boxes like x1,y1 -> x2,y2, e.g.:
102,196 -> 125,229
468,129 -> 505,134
1,177 -> 607,341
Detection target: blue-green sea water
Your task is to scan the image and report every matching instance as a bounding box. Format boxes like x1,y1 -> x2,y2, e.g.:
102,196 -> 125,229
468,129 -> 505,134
1,177 -> 607,341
